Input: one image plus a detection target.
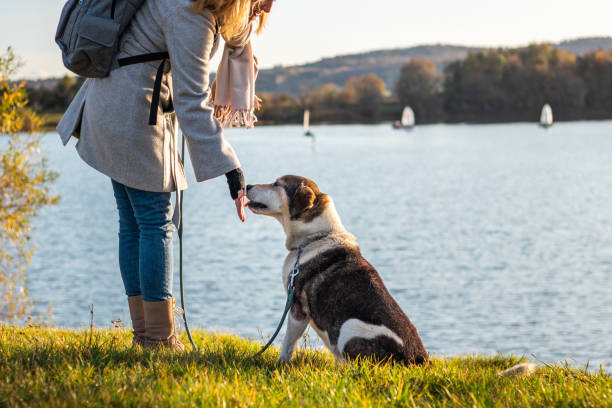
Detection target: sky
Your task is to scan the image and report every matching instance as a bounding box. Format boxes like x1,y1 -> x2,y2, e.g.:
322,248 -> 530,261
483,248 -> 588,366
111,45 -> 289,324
1,0 -> 611,79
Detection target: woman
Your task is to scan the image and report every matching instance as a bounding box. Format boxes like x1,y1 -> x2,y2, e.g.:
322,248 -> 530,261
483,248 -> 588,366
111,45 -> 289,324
57,0 -> 274,351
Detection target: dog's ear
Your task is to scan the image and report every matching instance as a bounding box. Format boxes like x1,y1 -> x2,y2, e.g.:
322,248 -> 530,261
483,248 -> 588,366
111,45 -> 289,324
290,182 -> 316,219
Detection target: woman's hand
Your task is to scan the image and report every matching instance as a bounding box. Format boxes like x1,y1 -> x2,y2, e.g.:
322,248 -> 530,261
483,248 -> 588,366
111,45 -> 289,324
226,168 -> 246,222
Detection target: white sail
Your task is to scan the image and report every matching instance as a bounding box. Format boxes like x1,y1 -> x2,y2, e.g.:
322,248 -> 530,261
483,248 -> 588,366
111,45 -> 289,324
303,110 -> 310,132
540,104 -> 553,126
401,106 -> 415,127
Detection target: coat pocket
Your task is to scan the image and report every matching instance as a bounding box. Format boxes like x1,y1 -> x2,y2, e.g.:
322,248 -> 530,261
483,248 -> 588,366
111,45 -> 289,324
69,14 -> 121,77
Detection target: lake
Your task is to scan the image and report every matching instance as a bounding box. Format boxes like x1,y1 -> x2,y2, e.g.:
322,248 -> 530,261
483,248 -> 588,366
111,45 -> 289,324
17,122 -> 612,371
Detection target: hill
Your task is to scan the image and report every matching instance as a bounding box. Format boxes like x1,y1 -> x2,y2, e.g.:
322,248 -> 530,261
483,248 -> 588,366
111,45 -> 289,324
256,37 -> 612,96
256,44 -> 478,96
556,37 -> 612,56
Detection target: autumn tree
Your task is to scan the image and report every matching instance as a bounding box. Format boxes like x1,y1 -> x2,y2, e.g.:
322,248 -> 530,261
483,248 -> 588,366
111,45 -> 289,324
395,57 -> 444,123
257,92 -> 301,123
577,50 -> 612,118
300,83 -> 361,122
0,48 -> 58,323
345,74 -> 387,121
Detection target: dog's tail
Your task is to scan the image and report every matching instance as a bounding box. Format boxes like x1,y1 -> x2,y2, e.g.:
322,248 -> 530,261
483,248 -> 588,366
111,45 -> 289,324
497,362 -> 537,377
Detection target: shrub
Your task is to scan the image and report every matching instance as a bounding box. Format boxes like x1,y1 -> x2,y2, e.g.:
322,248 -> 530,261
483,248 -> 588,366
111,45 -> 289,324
0,47 -> 58,323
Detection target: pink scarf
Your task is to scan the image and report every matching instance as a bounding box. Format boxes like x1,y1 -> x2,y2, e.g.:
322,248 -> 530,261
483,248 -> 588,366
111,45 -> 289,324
211,24 -> 259,129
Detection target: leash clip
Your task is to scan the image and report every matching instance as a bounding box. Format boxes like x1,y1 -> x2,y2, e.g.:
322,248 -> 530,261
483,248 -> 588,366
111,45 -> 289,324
288,246 -> 302,290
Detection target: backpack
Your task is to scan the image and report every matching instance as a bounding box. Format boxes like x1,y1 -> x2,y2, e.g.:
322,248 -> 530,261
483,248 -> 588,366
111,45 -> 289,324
55,0 -> 150,78
55,0 -> 170,125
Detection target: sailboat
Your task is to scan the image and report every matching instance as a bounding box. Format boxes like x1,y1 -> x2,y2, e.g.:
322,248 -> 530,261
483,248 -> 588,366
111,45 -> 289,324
539,104 -> 553,128
392,106 -> 415,129
303,109 -> 314,137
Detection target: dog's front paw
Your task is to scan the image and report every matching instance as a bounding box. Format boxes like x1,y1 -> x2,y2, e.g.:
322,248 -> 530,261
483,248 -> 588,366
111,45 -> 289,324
278,353 -> 292,364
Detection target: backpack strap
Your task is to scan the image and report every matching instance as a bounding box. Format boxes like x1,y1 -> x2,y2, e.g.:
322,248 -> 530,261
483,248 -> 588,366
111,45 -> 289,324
110,0 -> 117,19
118,52 -> 170,126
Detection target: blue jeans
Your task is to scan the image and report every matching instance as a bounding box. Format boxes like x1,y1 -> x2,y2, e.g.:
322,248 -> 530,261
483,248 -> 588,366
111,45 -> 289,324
111,179 -> 175,302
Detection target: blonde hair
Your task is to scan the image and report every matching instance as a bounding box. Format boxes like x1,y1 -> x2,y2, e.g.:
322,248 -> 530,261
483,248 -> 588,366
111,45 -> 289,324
254,8 -> 268,35
190,0 -> 269,40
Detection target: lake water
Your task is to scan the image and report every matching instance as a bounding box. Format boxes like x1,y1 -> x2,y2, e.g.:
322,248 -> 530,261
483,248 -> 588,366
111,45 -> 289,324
16,122 -> 612,371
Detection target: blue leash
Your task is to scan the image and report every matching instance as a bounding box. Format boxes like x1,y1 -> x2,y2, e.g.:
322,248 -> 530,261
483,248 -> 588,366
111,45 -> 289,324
178,129 -> 302,356
178,133 -> 197,351
252,289 -> 295,358
252,246 -> 302,358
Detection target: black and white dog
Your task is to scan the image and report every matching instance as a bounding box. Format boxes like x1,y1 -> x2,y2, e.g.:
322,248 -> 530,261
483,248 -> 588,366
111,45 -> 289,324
246,175 -> 428,365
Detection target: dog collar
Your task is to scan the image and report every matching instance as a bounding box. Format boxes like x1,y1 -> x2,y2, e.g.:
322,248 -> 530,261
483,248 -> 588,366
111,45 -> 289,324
288,232 -> 334,290
289,232 -> 331,253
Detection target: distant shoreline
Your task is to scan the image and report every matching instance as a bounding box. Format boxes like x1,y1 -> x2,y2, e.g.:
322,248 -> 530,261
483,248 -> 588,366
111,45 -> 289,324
37,114 -> 612,132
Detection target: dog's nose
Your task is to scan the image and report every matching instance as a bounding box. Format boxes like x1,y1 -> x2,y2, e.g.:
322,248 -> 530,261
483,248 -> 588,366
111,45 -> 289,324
246,184 -> 253,192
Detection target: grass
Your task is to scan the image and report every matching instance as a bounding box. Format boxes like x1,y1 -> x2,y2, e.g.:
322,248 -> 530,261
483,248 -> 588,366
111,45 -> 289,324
1,325 -> 610,407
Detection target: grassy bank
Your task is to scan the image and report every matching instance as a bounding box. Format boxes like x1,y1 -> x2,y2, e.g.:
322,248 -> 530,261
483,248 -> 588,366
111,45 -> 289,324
40,112 -> 63,131
1,325 -> 609,407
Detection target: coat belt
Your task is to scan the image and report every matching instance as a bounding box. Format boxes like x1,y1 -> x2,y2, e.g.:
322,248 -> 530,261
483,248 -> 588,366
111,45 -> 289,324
118,52 -> 171,126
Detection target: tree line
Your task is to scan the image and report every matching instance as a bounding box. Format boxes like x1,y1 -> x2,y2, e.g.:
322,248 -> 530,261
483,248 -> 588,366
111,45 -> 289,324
439,44 -> 612,123
260,44 -> 612,124
26,44 -> 612,125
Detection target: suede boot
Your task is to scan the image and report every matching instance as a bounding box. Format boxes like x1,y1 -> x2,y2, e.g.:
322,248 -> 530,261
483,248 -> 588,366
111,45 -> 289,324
143,298 -> 185,351
127,295 -> 146,347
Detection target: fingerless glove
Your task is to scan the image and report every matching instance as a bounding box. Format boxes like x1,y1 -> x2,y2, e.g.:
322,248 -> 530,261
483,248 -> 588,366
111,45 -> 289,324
225,168 -> 245,200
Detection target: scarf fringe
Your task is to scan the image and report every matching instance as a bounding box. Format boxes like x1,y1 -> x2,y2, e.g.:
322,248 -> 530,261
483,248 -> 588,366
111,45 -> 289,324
214,105 -> 258,130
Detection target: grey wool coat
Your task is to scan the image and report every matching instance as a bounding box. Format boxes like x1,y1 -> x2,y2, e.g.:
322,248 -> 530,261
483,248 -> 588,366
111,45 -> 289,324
57,0 -> 241,193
